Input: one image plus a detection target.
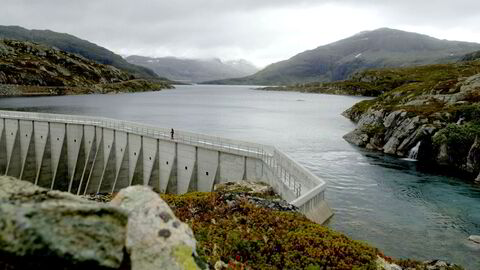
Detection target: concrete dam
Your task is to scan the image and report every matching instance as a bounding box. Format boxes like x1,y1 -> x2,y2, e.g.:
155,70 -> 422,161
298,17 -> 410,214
0,110 -> 332,223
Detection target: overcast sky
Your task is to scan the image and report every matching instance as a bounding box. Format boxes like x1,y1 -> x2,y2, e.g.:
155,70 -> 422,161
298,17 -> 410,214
1,0 -> 479,67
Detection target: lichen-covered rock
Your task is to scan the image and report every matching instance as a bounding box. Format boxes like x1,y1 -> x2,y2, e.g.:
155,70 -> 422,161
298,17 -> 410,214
0,176 -> 128,269
422,259 -> 462,270
110,186 -> 198,270
376,256 -> 402,270
214,180 -> 274,195
343,128 -> 370,147
468,235 -> 480,244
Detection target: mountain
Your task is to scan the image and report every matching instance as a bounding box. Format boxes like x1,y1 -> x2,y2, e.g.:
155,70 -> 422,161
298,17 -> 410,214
208,28 -> 480,85
0,25 -> 159,79
125,55 -> 258,83
0,39 -> 171,96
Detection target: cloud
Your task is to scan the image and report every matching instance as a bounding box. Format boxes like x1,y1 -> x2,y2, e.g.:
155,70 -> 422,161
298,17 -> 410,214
0,0 -> 479,66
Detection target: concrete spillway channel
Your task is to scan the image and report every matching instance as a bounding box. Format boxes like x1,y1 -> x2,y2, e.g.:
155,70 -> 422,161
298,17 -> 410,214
0,110 -> 332,223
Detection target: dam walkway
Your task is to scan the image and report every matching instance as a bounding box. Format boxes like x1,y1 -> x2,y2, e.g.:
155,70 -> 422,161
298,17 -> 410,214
0,110 -> 332,223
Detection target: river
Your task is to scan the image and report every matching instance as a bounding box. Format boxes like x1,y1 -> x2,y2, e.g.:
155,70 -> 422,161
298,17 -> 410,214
1,85 -> 479,269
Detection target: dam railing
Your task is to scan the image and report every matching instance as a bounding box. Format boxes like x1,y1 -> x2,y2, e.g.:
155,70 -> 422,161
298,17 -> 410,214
0,110 -> 332,223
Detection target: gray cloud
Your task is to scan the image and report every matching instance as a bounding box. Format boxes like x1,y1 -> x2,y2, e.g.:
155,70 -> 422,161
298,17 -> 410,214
1,0 -> 479,66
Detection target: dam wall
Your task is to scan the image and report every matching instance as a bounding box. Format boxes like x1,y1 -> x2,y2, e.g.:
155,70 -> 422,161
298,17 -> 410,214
0,110 -> 332,223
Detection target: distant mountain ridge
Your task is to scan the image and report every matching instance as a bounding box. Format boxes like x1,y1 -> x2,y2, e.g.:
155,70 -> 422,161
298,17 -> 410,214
0,25 -> 159,79
125,55 -> 258,83
208,28 -> 480,85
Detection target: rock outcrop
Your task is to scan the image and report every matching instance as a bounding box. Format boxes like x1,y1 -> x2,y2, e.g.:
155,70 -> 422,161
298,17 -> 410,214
0,177 -> 199,270
214,181 -> 299,212
343,63 -> 480,181
110,186 -> 198,270
0,176 -> 129,269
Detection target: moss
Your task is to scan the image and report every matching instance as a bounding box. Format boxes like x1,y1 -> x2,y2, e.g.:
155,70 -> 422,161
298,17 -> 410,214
433,123 -> 480,165
173,245 -> 200,270
451,103 -> 480,123
361,124 -> 385,137
344,99 -> 377,121
397,100 -> 446,117
161,192 -> 379,270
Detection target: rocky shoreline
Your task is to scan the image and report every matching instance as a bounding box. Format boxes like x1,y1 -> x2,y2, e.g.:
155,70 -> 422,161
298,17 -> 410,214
0,79 -> 173,96
342,64 -> 480,182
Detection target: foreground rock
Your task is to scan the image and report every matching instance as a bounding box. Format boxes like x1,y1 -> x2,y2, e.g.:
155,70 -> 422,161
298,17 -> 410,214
110,186 -> 199,270
0,176 -> 128,269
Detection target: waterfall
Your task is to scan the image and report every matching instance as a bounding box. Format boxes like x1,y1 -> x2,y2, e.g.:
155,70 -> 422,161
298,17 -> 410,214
408,141 -> 421,160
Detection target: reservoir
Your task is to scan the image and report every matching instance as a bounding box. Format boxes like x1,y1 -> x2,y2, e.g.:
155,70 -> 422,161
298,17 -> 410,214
1,85 -> 479,269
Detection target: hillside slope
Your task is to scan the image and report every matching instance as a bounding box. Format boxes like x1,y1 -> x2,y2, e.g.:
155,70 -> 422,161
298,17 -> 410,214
0,40 -> 171,96
0,25 -> 159,79
341,59 -> 480,182
209,28 -> 480,85
126,55 -> 258,83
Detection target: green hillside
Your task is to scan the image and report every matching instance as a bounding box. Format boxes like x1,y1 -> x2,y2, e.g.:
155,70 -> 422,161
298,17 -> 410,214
0,25 -> 159,80
0,39 -> 171,96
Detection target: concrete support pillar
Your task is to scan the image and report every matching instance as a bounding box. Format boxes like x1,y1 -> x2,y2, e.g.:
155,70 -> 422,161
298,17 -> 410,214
19,120 -> 35,182
5,119 -> 21,178
35,122 -> 52,188
218,152 -> 245,183
66,124 -> 84,193
128,134 -> 143,186
98,128 -> 116,193
112,131 -> 129,192
77,126 -> 96,195
197,148 -> 219,192
245,157 -> 263,181
143,137 -> 159,190
85,127 -> 104,194
50,123 -> 68,191
176,144 -> 197,194
159,140 -> 176,193
0,119 -> 6,175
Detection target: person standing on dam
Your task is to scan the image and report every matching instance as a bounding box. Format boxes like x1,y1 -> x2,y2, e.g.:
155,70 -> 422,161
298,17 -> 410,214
170,128 -> 174,139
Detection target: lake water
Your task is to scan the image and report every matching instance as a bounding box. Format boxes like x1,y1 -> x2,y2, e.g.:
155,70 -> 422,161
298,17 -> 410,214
1,85 -> 479,269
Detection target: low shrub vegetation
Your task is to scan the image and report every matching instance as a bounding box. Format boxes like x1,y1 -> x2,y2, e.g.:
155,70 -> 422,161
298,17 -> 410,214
161,192 -> 379,270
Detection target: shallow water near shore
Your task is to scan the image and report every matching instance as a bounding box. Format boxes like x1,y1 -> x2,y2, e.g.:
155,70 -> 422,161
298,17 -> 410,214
1,85 -> 479,269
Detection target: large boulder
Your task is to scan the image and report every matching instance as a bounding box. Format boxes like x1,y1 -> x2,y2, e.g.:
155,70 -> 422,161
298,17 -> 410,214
343,129 -> 370,147
0,176 -> 129,269
110,186 -> 199,270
